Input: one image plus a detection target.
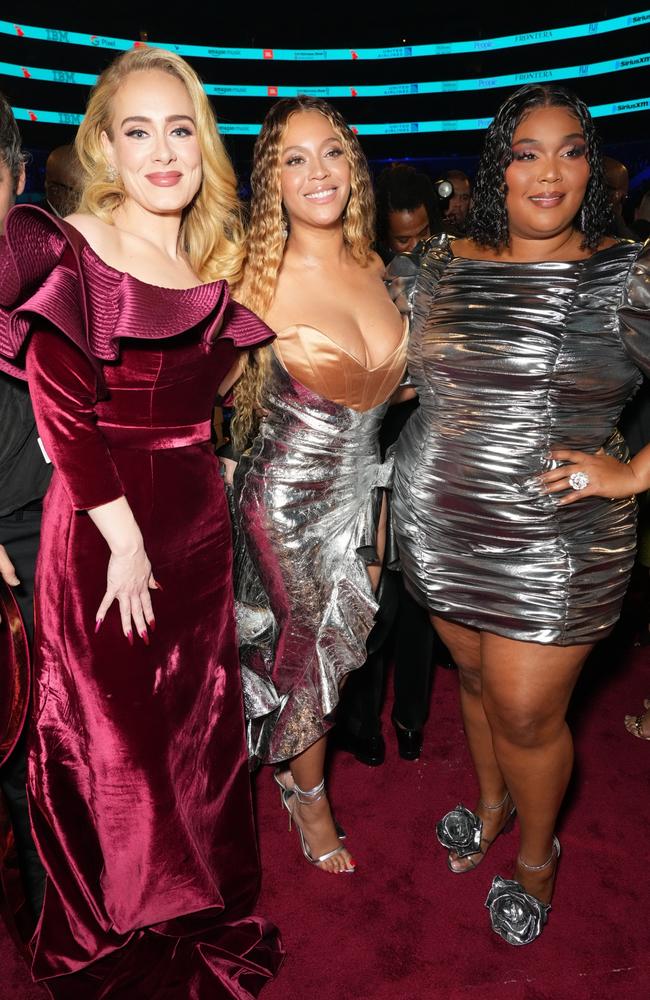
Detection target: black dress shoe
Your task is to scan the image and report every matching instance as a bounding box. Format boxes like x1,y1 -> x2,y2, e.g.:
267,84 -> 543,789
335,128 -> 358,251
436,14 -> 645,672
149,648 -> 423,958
334,728 -> 385,767
392,718 -> 423,761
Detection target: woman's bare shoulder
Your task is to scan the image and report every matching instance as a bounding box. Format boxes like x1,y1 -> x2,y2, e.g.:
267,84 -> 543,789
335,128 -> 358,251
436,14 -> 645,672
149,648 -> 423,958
63,213 -> 117,253
368,250 -> 386,275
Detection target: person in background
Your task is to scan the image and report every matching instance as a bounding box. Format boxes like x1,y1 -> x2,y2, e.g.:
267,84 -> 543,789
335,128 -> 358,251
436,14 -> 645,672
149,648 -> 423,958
0,92 -> 48,928
442,168 -> 472,234
43,143 -> 84,217
336,163 -> 445,768
604,155 -> 637,239
632,188 -> 650,241
374,163 -> 441,262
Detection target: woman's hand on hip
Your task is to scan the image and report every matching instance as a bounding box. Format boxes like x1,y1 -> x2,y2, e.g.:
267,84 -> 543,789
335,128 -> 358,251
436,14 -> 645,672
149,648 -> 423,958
539,448 -> 644,505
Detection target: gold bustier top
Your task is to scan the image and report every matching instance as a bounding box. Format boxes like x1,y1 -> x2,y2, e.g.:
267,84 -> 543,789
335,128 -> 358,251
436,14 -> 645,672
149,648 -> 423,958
273,317 -> 408,413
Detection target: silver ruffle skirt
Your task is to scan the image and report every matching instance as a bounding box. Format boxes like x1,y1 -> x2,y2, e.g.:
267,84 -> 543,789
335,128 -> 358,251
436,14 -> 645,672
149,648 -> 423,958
232,356 -> 394,764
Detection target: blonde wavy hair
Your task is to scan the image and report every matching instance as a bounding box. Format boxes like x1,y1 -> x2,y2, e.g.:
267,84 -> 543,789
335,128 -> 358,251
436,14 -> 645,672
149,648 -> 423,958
75,46 -> 244,283
232,96 -> 375,449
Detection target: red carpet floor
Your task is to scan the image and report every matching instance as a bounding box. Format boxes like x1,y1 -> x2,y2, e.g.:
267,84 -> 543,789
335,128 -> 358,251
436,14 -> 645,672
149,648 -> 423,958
2,631 -> 649,1000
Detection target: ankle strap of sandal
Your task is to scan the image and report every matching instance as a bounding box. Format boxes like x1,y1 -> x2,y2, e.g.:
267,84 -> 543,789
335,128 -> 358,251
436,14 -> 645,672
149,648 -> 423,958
293,778 -> 326,805
478,790 -> 510,811
518,836 -> 560,871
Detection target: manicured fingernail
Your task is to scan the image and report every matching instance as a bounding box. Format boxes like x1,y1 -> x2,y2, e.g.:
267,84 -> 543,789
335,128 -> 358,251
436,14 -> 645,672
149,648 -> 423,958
94,618 -> 103,633
148,618 -> 156,632
126,630 -> 133,646
140,629 -> 149,646
155,581 -> 164,591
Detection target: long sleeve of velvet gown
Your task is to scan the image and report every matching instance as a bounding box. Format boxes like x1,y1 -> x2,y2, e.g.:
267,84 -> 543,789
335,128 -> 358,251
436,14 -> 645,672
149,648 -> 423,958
26,328 -> 124,511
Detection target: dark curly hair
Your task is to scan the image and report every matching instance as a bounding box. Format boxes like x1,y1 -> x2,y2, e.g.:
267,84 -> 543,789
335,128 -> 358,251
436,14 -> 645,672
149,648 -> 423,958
467,84 -> 612,250
0,91 -> 27,189
375,163 -> 442,244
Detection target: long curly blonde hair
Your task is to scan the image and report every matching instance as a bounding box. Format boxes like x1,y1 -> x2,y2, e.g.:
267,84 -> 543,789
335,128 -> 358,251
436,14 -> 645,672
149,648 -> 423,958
75,47 -> 244,284
232,96 -> 375,449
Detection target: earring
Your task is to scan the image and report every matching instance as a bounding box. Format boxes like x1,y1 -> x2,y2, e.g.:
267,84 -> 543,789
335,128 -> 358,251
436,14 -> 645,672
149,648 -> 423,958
579,205 -> 588,231
281,224 -> 288,240
106,165 -> 118,182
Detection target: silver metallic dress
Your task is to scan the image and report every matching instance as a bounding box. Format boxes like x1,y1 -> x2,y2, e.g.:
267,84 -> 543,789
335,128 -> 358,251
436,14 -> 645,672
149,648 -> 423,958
234,323 -> 407,763
392,236 -> 650,645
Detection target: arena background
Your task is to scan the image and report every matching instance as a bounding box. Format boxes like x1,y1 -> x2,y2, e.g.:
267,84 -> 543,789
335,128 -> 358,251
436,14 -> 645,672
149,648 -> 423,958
1,1 -> 648,198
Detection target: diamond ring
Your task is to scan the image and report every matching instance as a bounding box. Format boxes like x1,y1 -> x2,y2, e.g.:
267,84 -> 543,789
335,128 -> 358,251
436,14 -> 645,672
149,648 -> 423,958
568,471 -> 590,491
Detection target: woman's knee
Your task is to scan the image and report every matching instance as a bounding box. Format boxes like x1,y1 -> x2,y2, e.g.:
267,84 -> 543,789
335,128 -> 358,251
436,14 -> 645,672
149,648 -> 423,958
485,698 -> 566,749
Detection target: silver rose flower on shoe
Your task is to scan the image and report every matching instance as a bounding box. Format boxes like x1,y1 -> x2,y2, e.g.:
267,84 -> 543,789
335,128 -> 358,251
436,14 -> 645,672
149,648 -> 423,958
485,875 -> 550,946
436,804 -> 483,858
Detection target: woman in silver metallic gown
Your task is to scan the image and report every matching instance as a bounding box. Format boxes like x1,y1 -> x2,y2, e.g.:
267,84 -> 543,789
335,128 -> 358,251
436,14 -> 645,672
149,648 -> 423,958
230,98 -> 406,873
390,85 -> 650,945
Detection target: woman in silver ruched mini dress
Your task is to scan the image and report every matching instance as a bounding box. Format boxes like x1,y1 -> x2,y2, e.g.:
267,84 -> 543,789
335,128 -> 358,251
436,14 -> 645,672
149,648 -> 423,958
390,85 -> 650,947
230,98 -> 406,875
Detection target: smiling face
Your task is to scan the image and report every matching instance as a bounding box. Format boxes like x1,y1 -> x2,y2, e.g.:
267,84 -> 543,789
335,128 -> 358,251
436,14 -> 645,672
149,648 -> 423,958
504,104 -> 590,242
100,69 -> 202,216
279,109 -> 351,231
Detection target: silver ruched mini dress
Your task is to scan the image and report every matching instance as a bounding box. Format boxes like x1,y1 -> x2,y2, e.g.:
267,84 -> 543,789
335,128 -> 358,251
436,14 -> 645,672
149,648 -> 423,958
392,236 -> 650,645
234,322 -> 407,763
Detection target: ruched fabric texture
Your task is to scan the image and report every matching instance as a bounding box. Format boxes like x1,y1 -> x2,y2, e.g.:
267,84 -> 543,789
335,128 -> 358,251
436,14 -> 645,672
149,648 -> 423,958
392,235 -> 650,645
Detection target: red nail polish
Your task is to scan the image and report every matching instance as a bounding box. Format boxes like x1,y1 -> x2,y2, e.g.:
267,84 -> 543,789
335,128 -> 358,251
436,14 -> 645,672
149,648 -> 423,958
126,630 -> 134,646
94,618 -> 103,633
148,618 -> 156,632
140,629 -> 150,646
155,581 -> 164,592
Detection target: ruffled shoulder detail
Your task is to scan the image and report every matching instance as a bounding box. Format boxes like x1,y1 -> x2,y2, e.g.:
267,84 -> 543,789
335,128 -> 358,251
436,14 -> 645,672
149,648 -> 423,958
0,205 -> 272,379
618,241 -> 650,376
384,233 -> 454,333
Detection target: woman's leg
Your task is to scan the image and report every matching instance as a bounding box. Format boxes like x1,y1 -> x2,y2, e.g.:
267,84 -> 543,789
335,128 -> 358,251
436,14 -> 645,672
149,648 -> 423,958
281,737 -> 355,873
480,633 -> 592,902
432,617 -> 512,870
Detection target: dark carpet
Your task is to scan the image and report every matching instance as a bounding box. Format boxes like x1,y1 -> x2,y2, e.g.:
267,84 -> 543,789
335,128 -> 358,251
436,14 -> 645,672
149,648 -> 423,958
2,632 -> 649,1000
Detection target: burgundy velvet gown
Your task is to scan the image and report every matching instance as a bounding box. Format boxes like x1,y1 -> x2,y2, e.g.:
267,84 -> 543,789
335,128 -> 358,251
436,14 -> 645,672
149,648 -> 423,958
0,206 -> 283,998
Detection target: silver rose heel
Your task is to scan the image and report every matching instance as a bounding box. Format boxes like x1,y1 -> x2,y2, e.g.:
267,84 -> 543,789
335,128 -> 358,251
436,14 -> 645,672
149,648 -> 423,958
485,836 -> 561,946
436,792 -> 516,874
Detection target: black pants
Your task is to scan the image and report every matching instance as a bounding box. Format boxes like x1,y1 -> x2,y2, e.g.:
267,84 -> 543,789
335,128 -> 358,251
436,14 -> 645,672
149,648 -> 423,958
0,509 -> 46,917
338,568 -> 436,738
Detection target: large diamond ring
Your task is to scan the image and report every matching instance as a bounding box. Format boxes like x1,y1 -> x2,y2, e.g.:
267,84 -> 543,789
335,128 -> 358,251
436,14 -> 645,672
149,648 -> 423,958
568,471 -> 590,491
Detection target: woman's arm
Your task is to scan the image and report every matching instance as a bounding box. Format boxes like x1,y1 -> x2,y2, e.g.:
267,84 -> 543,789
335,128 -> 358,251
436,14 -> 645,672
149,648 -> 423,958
26,327 -> 157,641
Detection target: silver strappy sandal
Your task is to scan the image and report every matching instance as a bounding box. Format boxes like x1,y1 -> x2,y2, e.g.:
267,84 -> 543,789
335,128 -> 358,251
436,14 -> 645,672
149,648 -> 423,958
277,776 -> 355,873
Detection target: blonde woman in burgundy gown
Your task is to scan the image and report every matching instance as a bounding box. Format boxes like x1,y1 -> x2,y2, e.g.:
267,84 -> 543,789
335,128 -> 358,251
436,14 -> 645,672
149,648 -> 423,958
230,97 -> 407,874
0,48 -> 282,997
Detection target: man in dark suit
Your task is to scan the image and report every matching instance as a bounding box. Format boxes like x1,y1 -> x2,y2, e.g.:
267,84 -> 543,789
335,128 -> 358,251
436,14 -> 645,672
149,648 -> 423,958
0,93 -> 49,924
